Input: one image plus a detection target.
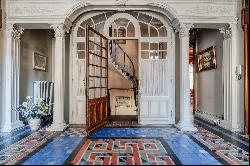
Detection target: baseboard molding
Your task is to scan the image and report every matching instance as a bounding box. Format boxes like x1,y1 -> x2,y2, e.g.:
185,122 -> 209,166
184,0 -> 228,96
194,111 -> 244,132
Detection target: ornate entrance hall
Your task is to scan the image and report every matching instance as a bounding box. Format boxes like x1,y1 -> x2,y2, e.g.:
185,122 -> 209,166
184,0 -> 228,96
0,0 -> 249,165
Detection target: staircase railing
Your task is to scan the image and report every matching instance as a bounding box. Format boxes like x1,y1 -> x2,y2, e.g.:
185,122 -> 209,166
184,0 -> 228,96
109,40 -> 139,106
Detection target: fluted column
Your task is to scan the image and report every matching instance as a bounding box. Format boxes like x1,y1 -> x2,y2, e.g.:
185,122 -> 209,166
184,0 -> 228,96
47,23 -> 68,131
2,23 -> 24,132
12,26 -> 24,126
175,23 -> 197,132
220,24 -> 240,132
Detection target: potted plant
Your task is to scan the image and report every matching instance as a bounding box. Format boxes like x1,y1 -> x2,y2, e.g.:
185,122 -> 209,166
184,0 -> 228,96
13,96 -> 52,130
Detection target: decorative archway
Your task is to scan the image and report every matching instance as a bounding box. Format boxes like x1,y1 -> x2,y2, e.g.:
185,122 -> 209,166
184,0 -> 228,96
69,9 -> 176,125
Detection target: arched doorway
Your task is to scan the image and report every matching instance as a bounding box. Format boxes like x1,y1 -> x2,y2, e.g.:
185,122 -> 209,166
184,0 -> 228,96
69,10 -> 175,127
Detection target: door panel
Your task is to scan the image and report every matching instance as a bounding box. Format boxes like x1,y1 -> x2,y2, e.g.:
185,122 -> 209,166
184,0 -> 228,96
86,25 -> 108,136
139,59 -> 174,125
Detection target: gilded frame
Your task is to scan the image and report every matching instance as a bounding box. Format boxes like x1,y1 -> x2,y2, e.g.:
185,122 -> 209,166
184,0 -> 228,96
197,46 -> 217,72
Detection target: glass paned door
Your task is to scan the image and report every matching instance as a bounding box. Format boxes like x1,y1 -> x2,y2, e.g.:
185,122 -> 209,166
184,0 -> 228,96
86,25 -> 108,136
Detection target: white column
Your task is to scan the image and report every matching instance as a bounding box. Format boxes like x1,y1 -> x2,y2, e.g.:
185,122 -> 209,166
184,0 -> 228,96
176,23 -> 197,132
47,23 -> 68,131
220,24 -> 240,132
1,23 -> 24,132
12,26 -> 24,128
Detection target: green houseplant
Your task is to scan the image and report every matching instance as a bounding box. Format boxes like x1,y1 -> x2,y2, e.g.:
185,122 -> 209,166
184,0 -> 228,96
14,96 -> 52,130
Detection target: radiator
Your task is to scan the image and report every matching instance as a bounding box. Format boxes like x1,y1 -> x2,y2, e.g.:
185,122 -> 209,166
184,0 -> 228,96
33,81 -> 54,115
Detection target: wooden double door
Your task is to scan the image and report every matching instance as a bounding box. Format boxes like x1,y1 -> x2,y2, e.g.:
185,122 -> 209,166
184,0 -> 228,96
86,26 -> 109,136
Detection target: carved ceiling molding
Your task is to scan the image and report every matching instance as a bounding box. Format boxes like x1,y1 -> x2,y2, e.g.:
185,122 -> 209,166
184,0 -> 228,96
65,1 -> 90,18
9,5 -> 65,16
148,1 -> 179,19
115,0 -> 128,6
184,5 -> 235,16
6,0 -> 238,26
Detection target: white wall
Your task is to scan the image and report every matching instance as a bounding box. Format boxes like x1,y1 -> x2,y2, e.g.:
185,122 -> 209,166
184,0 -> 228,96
19,29 -> 53,104
195,29 -> 224,118
108,68 -> 134,116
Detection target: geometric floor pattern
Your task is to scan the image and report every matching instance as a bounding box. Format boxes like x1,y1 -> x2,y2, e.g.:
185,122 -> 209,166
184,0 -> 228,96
0,118 -> 249,165
22,127 -> 86,165
0,130 -> 56,165
72,138 -> 178,165
192,128 -> 249,165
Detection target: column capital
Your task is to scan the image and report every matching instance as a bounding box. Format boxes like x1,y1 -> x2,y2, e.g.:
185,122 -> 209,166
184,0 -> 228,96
50,23 -> 66,37
12,26 -> 24,40
174,22 -> 194,38
5,23 -> 24,39
219,23 -> 237,40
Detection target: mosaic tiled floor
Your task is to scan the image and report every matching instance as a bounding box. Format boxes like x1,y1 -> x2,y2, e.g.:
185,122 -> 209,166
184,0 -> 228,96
0,119 -> 249,165
0,130 -> 56,165
192,128 -> 249,165
23,127 -> 86,165
72,138 -> 180,165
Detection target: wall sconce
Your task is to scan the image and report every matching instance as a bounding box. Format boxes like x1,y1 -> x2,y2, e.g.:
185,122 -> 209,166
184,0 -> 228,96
235,65 -> 243,80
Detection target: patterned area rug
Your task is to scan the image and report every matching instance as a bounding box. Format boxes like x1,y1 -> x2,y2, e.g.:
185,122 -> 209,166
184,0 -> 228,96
0,130 -> 56,165
72,138 -> 179,165
192,128 -> 249,165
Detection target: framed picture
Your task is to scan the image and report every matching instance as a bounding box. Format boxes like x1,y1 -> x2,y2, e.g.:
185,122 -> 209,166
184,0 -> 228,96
197,46 -> 217,72
33,51 -> 47,71
115,96 -> 131,108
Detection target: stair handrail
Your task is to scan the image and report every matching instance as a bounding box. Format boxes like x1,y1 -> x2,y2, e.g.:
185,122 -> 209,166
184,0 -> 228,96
109,40 -> 139,106
110,40 -> 136,80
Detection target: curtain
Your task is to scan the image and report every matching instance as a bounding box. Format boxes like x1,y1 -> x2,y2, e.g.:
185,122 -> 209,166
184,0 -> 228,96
140,59 -> 169,96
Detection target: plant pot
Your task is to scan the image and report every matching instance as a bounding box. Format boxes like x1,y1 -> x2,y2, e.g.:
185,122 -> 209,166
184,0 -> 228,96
28,118 -> 41,130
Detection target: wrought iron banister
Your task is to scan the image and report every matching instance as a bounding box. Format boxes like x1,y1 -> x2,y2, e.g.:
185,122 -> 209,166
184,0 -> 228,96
110,40 -> 136,78
109,40 -> 139,106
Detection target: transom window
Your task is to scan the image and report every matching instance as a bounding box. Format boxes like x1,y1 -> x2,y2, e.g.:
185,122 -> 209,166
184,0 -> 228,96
75,11 -> 169,60
141,42 -> 168,59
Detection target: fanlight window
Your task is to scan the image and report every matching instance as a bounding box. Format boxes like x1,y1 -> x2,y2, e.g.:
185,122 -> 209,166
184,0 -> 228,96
134,12 -> 167,38
76,11 -> 169,59
109,18 -> 135,37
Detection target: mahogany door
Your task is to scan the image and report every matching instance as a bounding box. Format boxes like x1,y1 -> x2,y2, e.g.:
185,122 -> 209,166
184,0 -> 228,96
86,25 -> 108,136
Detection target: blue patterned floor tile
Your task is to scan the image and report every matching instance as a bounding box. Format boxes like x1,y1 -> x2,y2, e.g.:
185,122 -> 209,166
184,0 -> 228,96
22,127 -> 86,165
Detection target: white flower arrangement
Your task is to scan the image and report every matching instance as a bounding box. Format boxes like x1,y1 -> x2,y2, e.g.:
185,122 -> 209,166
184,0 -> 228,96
13,96 -> 52,119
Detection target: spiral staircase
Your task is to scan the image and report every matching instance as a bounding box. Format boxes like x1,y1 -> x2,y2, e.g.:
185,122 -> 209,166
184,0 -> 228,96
109,40 -> 139,107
